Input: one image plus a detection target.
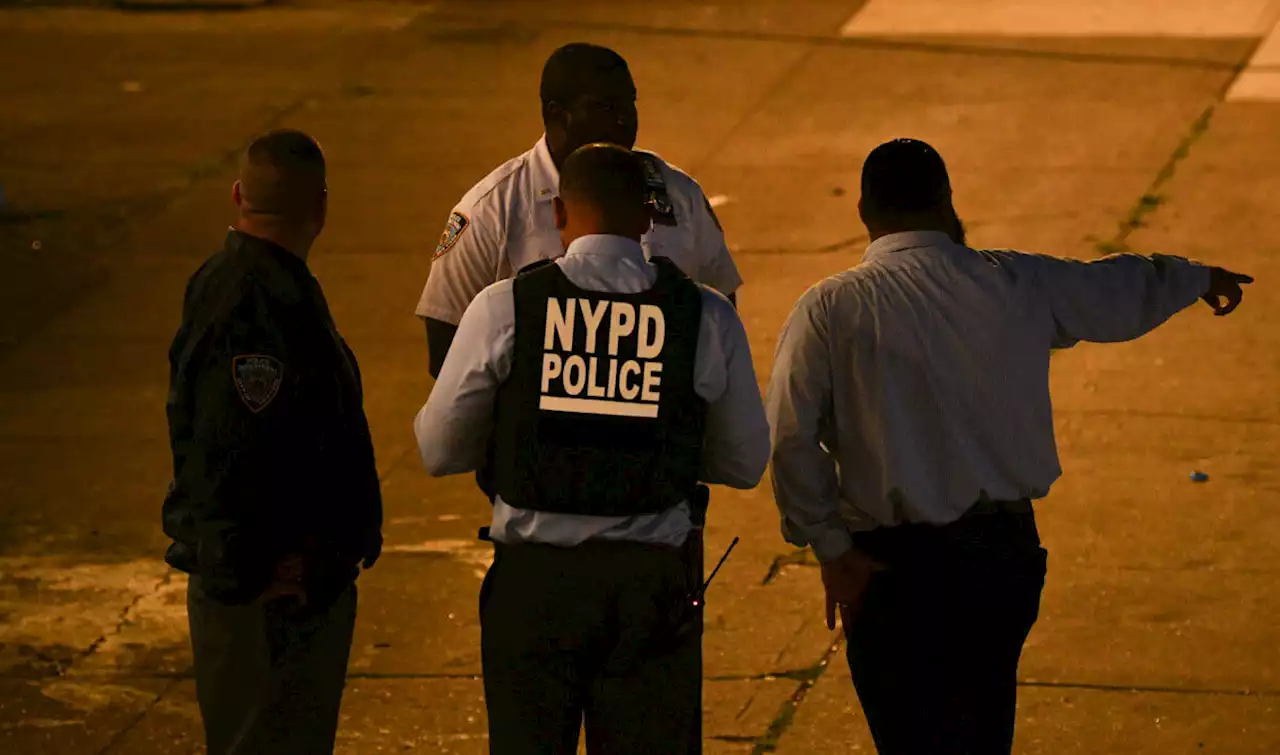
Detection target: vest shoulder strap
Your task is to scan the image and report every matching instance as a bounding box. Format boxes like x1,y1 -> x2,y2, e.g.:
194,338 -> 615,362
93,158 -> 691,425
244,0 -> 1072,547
649,255 -> 697,290
514,258 -> 559,277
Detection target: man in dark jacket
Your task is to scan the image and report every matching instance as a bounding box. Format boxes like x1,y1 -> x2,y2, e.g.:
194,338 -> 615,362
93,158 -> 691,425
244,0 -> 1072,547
163,128 -> 382,755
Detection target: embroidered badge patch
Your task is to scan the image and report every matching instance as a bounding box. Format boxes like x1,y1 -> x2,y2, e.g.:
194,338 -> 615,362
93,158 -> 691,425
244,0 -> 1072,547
434,211 -> 470,259
232,355 -> 283,413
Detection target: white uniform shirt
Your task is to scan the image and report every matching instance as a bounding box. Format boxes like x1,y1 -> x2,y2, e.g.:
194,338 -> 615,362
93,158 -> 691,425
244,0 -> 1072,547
415,136 -> 743,326
415,234 -> 769,547
767,230 -> 1212,563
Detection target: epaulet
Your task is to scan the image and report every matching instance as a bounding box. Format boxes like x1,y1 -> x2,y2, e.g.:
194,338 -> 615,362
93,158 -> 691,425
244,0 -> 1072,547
636,152 -> 678,227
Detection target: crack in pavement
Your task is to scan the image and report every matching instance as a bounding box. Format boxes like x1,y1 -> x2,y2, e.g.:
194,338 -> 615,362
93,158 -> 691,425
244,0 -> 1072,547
94,675 -> 186,755
750,634 -> 844,753
63,569 -> 177,677
761,549 -> 815,586
771,617 -> 820,671
1094,105 -> 1217,256
1094,37 -> 1264,258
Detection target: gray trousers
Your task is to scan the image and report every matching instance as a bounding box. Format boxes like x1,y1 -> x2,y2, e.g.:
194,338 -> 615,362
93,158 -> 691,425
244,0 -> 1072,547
187,577 -> 357,755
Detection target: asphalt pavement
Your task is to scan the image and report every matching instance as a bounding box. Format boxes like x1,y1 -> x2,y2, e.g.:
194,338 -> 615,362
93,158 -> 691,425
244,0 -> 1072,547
1,1 -> 1278,752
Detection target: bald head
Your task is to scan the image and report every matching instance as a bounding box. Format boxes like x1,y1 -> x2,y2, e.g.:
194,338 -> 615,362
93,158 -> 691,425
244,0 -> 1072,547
236,129 -> 327,220
553,143 -> 650,245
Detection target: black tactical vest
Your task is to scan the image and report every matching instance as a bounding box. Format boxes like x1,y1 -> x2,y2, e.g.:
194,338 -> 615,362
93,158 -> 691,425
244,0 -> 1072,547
491,256 -> 706,517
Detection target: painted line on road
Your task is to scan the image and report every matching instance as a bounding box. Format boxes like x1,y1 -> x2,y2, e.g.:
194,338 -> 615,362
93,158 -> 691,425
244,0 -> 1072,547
841,0 -> 1280,38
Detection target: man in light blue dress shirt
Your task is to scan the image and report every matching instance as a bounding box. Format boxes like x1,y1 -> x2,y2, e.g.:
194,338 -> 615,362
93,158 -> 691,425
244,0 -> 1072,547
768,138 -> 1253,754
415,143 -> 769,754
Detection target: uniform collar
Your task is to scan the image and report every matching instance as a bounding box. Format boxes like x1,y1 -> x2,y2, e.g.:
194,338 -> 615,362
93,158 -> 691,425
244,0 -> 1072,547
861,230 -> 957,264
564,234 -> 646,262
530,135 -> 559,203
225,227 -> 310,274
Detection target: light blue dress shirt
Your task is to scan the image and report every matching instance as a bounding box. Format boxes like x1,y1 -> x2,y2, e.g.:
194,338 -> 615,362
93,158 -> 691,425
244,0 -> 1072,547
415,234 -> 770,547
767,231 -> 1213,563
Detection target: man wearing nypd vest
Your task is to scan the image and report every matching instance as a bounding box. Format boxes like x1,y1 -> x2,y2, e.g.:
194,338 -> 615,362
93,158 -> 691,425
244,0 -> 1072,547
415,143 -> 769,754
415,42 -> 744,379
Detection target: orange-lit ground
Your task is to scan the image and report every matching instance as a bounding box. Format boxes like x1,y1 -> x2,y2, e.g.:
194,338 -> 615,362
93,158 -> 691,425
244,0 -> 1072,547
1,1 -> 1278,752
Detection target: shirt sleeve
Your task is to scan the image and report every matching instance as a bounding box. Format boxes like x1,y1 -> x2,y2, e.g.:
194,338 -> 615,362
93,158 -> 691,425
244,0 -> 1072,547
179,283 -> 331,603
1021,252 -> 1211,348
765,286 -> 851,563
688,188 -> 744,297
695,290 -> 769,488
415,199 -> 505,326
415,282 -> 516,475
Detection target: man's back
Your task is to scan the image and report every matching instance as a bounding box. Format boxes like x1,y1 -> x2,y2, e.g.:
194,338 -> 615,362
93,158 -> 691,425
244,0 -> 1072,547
417,233 -> 768,547
165,230 -> 381,604
775,229 -> 1212,530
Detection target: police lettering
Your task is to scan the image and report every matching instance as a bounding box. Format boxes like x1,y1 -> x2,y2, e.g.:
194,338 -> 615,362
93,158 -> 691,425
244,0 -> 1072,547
539,298 -> 664,417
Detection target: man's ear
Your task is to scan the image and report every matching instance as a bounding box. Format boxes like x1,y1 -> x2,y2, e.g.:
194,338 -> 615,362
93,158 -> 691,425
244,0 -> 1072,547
554,196 -> 568,231
232,180 -> 243,208
316,189 -> 329,230
545,100 -> 569,132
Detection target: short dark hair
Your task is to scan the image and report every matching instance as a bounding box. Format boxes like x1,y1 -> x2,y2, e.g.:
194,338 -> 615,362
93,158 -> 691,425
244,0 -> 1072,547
238,129 -> 326,217
540,43 -> 631,107
558,142 -> 647,222
860,138 -> 951,215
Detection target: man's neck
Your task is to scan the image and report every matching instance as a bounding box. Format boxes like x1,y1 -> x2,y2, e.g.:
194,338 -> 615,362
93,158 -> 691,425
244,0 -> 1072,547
235,219 -> 312,261
868,222 -> 959,245
547,141 -> 570,173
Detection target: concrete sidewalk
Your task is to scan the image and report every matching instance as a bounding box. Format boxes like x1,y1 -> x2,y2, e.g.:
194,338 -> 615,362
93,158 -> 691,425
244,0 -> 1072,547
0,2 -> 1277,753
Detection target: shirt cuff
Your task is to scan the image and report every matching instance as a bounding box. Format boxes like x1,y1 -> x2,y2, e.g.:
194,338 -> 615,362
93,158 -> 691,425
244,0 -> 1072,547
1194,262 -> 1212,296
807,525 -> 854,564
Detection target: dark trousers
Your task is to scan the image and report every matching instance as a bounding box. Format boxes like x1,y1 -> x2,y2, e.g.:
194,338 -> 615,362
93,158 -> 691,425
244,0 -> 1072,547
480,539 -> 703,755
187,577 -> 357,755
844,507 -> 1048,755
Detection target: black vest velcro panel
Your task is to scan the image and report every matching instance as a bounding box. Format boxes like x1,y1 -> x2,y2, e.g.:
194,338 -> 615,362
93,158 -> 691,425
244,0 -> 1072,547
492,257 -> 706,516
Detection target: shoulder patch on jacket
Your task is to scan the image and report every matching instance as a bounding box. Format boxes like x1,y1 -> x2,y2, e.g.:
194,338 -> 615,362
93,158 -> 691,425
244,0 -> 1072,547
232,354 -> 283,413
434,212 -> 470,259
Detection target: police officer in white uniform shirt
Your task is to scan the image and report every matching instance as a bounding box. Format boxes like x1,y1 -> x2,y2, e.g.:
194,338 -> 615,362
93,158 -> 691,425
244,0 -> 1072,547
415,42 -> 743,378
415,143 -> 768,754
767,138 -> 1253,755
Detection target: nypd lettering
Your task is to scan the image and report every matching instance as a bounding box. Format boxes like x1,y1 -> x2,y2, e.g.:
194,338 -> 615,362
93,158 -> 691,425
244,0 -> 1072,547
538,297 -> 665,418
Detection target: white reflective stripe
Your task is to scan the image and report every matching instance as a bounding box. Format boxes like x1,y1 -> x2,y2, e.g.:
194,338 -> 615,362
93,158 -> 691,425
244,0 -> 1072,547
539,396 -> 659,418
